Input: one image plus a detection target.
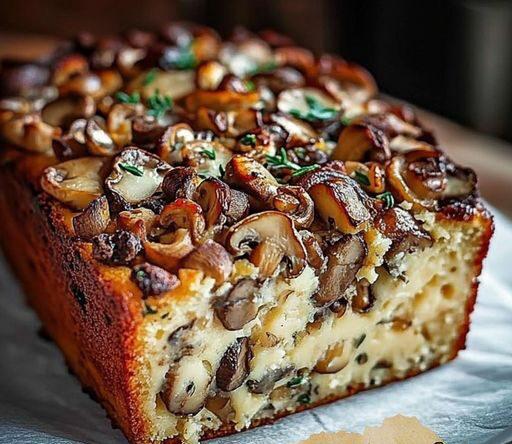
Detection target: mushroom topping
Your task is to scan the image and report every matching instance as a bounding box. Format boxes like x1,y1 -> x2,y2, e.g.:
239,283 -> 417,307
344,161 -> 386,194
299,230 -> 325,270
272,186 -> 314,229
41,157 -> 106,209
214,279 -> 260,331
131,262 -> 179,298
105,147 -> 170,211
247,366 -> 294,394
313,235 -> 366,306
52,54 -> 89,86
224,155 -> 279,205
52,119 -> 89,160
1,113 -> 61,153
156,123 -> 195,162
195,177 -> 231,228
308,175 -> 373,234
117,207 -> 157,240
184,89 -> 260,113
269,113 -> 317,147
314,341 -> 353,374
159,199 -> 206,243
162,166 -> 199,202
225,211 -> 306,278
216,337 -> 252,392
195,108 -> 261,138
144,228 -> 195,272
277,88 -> 339,122
182,240 -> 233,285
107,103 -> 145,147
129,69 -> 195,101
84,117 -> 117,156
92,230 -> 142,265
72,195 -> 110,239
374,207 -> 433,260
252,66 -> 305,94
196,60 -> 227,90
225,190 -> 250,224
0,59 -> 50,97
41,95 -> 96,128
352,278 -> 375,313
161,358 -> 212,416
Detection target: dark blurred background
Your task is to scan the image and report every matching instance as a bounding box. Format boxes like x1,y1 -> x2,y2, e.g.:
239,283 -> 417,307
0,0 -> 511,141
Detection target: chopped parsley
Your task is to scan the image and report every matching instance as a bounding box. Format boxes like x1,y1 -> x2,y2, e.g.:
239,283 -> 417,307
143,68 -> 157,86
173,46 -> 197,70
240,133 -> 257,146
376,191 -> 395,209
354,170 -> 370,186
147,90 -> 173,119
297,393 -> 311,404
115,91 -> 140,104
290,95 -> 338,122
287,376 -> 305,388
200,147 -> 216,160
244,79 -> 256,92
119,163 -> 144,177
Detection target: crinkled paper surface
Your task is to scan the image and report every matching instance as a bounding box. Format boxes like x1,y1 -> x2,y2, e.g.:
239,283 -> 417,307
1,209 -> 511,444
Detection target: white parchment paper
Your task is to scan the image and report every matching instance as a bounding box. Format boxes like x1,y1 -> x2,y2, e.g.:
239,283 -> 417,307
1,209 -> 511,444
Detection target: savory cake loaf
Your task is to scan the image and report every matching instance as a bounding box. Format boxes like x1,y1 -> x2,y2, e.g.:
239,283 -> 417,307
0,23 -> 493,444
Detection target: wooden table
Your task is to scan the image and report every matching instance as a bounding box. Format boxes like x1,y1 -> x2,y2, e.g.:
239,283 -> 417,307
1,32 -> 511,218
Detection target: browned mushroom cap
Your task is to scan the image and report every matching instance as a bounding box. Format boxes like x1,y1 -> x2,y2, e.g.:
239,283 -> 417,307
161,166 -> 199,202
224,155 -> 279,205
84,117 -> 117,156
272,185 -> 314,229
252,66 -> 305,94
309,175 -> 373,234
52,54 -> 89,86
159,198 -> 206,243
185,89 -> 260,113
314,340 -> 353,374
269,113 -> 317,147
161,358 -> 212,415
214,279 -> 260,331
344,161 -> 386,194
196,60 -> 228,90
332,119 -> 390,162
216,337 -> 252,392
313,235 -> 366,306
41,157 -> 107,209
155,123 -> 195,162
277,87 -> 339,119
52,118 -> 89,160
225,190 -> 250,224
195,107 -> 261,138
195,177 -> 231,228
41,95 -> 96,128
128,69 -> 196,101
374,207 -> 433,260
107,103 -> 145,147
1,113 -> 61,153
299,230 -> 325,270
72,195 -> 110,239
181,240 -> 233,285
225,211 -> 306,278
144,228 -> 195,272
105,147 -> 170,211
117,207 -> 157,240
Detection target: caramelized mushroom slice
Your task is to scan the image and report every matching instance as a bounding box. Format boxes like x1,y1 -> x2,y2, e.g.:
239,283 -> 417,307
41,157 -> 106,209
247,366 -> 294,394
52,118 -> 89,160
1,113 -> 61,153
41,95 -> 96,128
129,69 -> 195,101
182,240 -> 233,285
309,176 -> 373,234
84,117 -> 117,156
161,358 -> 212,416
225,211 -> 306,278
269,113 -> 317,147
216,337 -> 252,392
344,161 -> 385,194
214,279 -> 260,331
144,228 -> 195,272
313,235 -> 366,306
105,147 -> 170,211
272,186 -> 314,229
195,177 -> 231,228
196,60 -> 228,90
185,89 -> 260,113
314,340 -> 353,374
117,207 -> 157,240
162,166 -> 199,201
277,87 -> 339,121
107,103 -> 145,147
299,230 -> 325,270
72,195 -> 110,239
156,123 -> 195,162
159,199 -> 206,243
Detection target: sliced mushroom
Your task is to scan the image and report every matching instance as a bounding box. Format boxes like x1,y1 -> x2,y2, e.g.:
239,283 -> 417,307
84,117 -> 117,156
308,175 -> 373,234
195,107 -> 261,138
1,113 -> 61,153
299,230 -> 325,270
117,207 -> 157,240
72,195 -> 110,239
252,66 -> 305,94
313,235 -> 366,306
41,95 -> 96,128
182,240 -> 233,285
161,166 -> 199,202
107,103 -> 145,147
216,337 -> 252,392
374,207 -> 433,260
344,161 -> 386,194
185,89 -> 260,113
105,147 -> 170,211
214,279 -> 260,331
195,177 -> 231,228
52,118 -> 89,160
269,113 -> 317,147
156,123 -> 195,162
52,54 -> 89,86
128,69 -> 195,101
277,87 -> 339,121
246,366 -> 294,394
225,190 -> 250,224
144,228 -> 195,272
225,211 -> 306,278
161,357 -> 212,415
314,340 -> 353,374
352,278 -> 375,313
159,199 -> 206,243
272,186 -> 314,229
41,157 -> 106,209
196,60 -> 228,90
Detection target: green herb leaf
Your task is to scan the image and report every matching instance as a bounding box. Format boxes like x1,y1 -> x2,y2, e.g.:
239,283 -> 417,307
297,393 -> 311,404
340,115 -> 353,126
287,376 -> 305,388
354,170 -> 370,186
248,61 -> 278,76
353,333 -> 366,348
244,79 -> 256,92
240,133 -> 257,146
174,47 -> 197,70
115,91 -> 140,104
147,90 -> 173,119
119,163 -> 144,177
290,164 -> 320,178
218,164 -> 225,178
265,147 -> 301,170
376,191 -> 395,209
290,95 -> 338,122
200,147 -> 216,160
143,68 -> 157,86
143,301 -> 158,316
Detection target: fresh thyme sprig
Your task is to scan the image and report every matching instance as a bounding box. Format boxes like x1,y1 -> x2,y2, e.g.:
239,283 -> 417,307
119,163 -> 144,177
240,133 -> 257,146
143,68 -> 157,86
353,170 -> 370,186
266,148 -> 320,178
147,90 -> 173,119
291,164 -> 320,178
200,147 -> 216,160
174,46 -> 197,70
115,91 -> 140,104
248,61 -> 278,76
290,95 -> 338,122
376,191 -> 395,208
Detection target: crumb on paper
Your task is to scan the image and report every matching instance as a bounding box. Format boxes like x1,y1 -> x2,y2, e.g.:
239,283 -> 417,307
299,415 -> 444,444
